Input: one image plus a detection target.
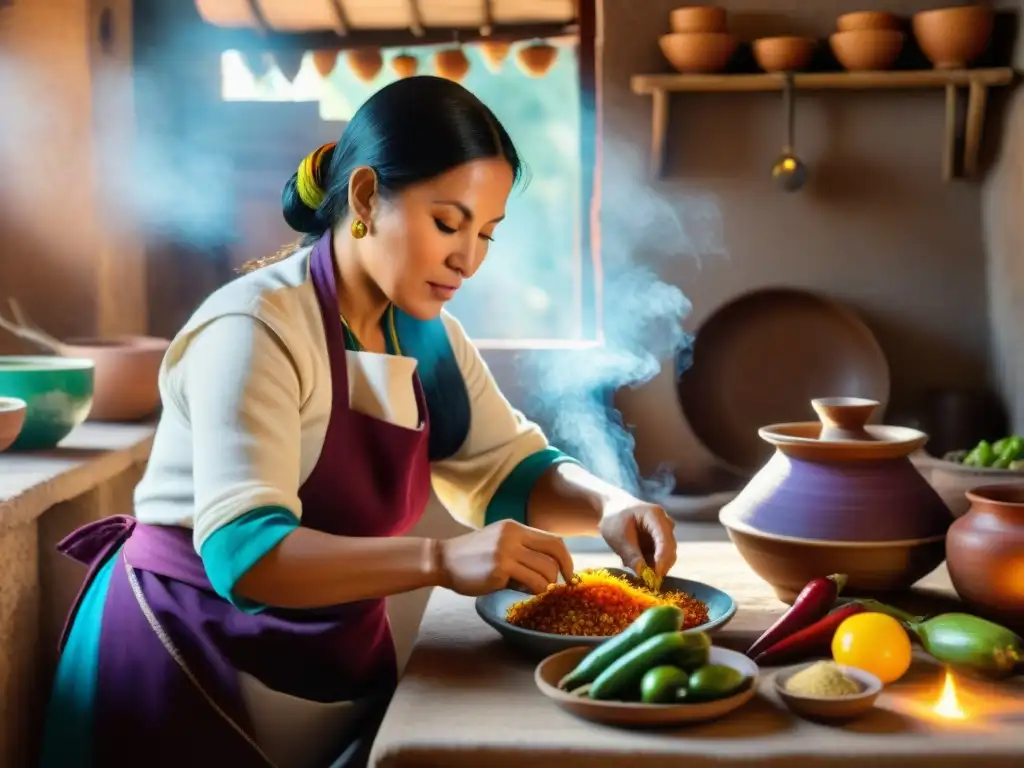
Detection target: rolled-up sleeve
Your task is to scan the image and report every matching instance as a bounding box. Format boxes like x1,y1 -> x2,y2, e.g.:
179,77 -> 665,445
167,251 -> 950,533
429,314 -> 579,529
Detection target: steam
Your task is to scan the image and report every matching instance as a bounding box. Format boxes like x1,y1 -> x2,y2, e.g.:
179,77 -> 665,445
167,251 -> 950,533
519,140 -> 722,502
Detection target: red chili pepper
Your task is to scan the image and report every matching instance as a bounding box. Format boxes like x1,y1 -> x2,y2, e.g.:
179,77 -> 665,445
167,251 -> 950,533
753,603 -> 867,666
745,573 -> 847,659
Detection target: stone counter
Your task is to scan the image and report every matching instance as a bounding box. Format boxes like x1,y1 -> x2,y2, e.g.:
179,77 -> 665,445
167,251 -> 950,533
0,423 -> 155,767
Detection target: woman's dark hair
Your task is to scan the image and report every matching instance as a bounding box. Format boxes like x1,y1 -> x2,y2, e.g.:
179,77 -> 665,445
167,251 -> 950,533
282,75 -> 523,243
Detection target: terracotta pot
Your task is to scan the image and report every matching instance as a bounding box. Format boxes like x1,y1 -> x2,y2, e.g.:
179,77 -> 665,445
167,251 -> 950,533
752,36 -> 816,73
659,33 -> 737,74
346,48 -> 383,83
0,397 -> 26,452
947,485 -> 1024,631
720,397 -> 952,601
59,336 -> 169,422
391,53 -> 418,78
836,11 -> 901,32
434,48 -> 470,82
516,42 -> 559,77
912,5 -> 994,70
829,30 -> 905,71
669,6 -> 727,34
311,50 -> 339,78
272,50 -> 305,82
479,41 -> 512,72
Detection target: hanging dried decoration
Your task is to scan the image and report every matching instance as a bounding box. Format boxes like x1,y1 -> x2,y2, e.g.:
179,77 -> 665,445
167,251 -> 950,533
347,48 -> 384,83
311,50 -> 339,78
391,53 -> 419,78
516,41 -> 559,77
272,50 -> 305,83
434,48 -> 470,82
479,40 -> 512,73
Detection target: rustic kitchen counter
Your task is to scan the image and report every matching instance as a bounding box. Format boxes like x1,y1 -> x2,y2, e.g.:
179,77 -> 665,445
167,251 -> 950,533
370,542 -> 1024,768
0,422 -> 155,766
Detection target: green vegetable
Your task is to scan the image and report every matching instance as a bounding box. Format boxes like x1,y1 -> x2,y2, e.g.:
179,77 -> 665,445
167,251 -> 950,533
992,437 -> 1012,455
992,436 -> 1024,468
857,601 -> 1023,679
640,665 -> 690,704
964,440 -> 996,467
668,631 -> 712,671
1010,460 -> 1024,471
558,605 -> 685,690
686,664 -> 747,701
589,631 -> 692,700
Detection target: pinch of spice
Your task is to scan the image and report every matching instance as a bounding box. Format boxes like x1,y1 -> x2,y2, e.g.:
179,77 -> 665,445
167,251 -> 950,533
785,661 -> 862,698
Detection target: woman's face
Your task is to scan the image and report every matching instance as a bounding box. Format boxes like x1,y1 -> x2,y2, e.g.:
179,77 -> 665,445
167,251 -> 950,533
351,158 -> 515,320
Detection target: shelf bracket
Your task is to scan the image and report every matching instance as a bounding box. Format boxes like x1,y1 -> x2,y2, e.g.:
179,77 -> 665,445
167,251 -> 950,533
649,88 -> 669,178
963,79 -> 989,178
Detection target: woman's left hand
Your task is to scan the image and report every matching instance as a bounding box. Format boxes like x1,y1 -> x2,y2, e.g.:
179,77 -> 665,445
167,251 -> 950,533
598,499 -> 678,579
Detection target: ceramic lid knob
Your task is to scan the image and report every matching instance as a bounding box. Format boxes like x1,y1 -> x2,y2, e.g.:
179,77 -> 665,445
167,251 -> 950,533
811,397 -> 879,441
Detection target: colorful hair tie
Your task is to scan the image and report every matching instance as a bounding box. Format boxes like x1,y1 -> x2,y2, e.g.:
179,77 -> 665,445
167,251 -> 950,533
295,142 -> 337,210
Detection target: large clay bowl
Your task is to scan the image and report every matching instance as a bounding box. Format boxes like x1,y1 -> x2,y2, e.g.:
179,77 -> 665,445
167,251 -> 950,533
830,30 -> 905,71
928,453 -> 1024,518
0,357 -> 94,450
60,336 -> 169,422
659,33 -> 737,74
719,452 -> 952,542
722,523 -> 947,603
669,6 -> 728,34
912,5 -> 994,70
836,11 -> 901,32
752,37 -> 816,73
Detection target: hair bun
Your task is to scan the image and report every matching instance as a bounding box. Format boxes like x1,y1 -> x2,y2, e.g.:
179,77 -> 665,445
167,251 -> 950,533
282,143 -> 336,234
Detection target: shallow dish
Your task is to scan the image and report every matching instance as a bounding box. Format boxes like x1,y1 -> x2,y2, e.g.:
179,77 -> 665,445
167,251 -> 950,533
476,568 -> 737,657
0,356 -> 94,450
0,397 -> 27,452
535,645 -> 759,727
773,662 -> 882,721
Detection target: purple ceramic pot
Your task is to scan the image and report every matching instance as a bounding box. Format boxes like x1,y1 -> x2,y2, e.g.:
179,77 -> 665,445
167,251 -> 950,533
723,451 -> 952,541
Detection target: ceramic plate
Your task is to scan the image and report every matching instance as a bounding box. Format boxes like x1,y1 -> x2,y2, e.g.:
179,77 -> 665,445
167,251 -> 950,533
475,568 -> 737,658
535,645 -> 759,727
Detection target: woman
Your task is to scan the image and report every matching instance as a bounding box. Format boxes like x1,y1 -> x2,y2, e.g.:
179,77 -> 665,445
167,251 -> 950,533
41,76 -> 678,768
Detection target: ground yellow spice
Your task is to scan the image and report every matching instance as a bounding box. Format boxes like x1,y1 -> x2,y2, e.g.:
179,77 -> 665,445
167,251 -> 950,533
785,661 -> 862,698
505,569 -> 710,636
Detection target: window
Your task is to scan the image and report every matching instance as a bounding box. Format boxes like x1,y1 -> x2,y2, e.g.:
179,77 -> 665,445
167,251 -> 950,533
220,42 -> 598,348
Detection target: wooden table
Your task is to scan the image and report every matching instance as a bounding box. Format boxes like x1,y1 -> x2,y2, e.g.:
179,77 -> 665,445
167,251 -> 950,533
369,542 -> 1024,767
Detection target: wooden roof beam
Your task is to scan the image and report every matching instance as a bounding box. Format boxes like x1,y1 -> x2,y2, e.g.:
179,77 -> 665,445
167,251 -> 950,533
405,0 -> 425,37
481,0 -> 494,36
326,0 -> 351,36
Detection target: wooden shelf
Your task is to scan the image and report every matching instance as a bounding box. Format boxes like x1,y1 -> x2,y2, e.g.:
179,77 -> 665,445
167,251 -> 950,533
629,68 -> 1016,181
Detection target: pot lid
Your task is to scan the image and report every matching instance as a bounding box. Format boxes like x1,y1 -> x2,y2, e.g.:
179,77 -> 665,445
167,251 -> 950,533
760,397 -> 928,461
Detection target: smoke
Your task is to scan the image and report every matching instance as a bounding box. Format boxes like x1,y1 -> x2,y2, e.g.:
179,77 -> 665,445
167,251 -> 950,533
518,138 -> 724,503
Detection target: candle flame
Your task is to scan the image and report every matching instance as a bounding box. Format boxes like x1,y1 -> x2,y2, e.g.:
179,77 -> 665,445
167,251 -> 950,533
933,669 -> 967,720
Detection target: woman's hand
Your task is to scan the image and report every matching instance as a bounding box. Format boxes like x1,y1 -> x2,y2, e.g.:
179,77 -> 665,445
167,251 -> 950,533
436,520 -> 575,596
599,499 -> 677,579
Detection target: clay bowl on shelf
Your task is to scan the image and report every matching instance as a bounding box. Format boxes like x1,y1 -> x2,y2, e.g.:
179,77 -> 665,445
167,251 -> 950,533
829,30 -> 905,71
659,33 -> 737,74
0,397 -> 27,452
946,484 -> 1024,632
59,335 -> 170,422
912,5 -> 994,70
719,396 -> 953,603
669,5 -> 727,34
752,37 -> 817,73
0,357 -> 94,450
836,11 -> 901,32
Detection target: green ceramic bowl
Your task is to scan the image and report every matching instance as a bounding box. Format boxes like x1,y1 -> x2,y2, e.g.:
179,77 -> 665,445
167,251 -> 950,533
0,356 -> 95,450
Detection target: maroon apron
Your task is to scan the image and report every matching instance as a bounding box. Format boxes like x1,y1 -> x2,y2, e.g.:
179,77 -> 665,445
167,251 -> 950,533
53,233 -> 431,766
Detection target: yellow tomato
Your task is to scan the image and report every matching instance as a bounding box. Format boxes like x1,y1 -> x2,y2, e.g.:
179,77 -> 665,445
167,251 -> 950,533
832,612 -> 912,684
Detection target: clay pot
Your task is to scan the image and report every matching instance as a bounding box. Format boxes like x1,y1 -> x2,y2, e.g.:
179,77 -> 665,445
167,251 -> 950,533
434,48 -> 470,82
240,52 -> 273,80
311,50 -> 339,78
59,336 -> 169,422
391,53 -> 418,78
479,41 -> 512,72
516,42 -> 559,77
720,397 -> 953,602
0,397 -> 26,452
752,36 -> 816,73
659,33 -> 737,74
346,48 -> 383,83
829,30 -> 905,71
912,5 -> 994,70
669,5 -> 727,34
837,11 -> 901,32
271,50 -> 305,82
947,485 -> 1024,631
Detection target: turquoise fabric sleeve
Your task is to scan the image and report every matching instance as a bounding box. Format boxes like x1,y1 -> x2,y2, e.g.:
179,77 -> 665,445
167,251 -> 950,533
199,505 -> 300,613
484,447 -> 581,526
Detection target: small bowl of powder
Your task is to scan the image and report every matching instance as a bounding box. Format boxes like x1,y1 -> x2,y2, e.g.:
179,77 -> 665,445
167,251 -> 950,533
773,660 -> 883,722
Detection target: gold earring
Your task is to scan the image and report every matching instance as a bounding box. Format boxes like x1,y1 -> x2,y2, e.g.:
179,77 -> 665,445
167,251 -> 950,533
351,219 -> 367,239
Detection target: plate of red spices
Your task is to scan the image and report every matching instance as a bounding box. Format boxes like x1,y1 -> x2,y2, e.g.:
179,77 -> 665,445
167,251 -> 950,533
475,568 -> 737,657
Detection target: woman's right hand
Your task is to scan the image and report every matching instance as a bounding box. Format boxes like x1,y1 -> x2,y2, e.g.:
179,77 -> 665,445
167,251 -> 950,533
435,520 -> 575,596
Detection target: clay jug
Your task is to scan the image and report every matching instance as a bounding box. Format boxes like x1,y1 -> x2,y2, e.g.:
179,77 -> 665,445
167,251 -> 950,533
947,485 -> 1024,632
